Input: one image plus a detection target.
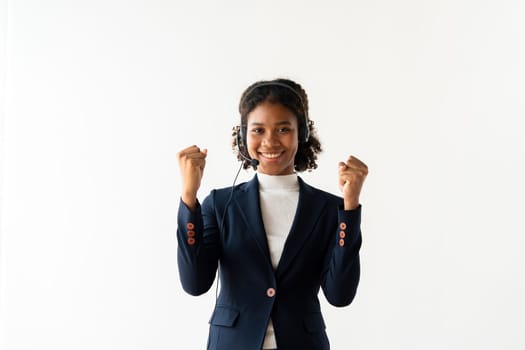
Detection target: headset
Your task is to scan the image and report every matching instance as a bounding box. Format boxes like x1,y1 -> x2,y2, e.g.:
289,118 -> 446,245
236,81 -> 311,166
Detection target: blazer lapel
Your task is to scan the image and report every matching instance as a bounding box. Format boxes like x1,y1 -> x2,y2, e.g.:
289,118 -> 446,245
275,177 -> 328,278
233,176 -> 272,266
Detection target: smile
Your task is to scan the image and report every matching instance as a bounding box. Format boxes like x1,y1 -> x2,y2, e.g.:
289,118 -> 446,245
259,152 -> 284,159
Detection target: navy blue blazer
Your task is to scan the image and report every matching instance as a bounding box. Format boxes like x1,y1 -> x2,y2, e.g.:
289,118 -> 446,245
177,175 -> 362,350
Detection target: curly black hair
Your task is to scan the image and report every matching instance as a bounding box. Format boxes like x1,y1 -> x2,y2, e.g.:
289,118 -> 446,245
232,78 -> 322,172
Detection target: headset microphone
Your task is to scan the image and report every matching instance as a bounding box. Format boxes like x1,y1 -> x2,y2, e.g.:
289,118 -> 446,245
242,154 -> 259,168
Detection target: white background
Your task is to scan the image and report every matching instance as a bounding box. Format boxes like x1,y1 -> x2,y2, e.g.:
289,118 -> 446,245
1,0 -> 524,349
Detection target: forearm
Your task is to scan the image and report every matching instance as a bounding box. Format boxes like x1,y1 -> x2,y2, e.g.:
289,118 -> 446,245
322,205 -> 363,307
177,198 -> 220,296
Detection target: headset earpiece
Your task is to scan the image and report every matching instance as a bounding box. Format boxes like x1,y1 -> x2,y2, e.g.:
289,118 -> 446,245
299,118 -> 310,143
236,125 -> 258,168
239,125 -> 247,149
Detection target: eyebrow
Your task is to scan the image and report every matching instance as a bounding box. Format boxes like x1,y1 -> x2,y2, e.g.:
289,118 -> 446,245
249,121 -> 293,126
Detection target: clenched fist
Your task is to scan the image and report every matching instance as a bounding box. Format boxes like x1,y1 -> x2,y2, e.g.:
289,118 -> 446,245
177,145 -> 207,210
338,155 -> 368,210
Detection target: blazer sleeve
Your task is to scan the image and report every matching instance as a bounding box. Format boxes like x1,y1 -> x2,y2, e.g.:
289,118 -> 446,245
321,204 -> 362,307
176,191 -> 221,296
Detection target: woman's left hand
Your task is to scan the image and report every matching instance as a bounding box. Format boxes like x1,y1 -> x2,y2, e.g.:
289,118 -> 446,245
338,156 -> 368,210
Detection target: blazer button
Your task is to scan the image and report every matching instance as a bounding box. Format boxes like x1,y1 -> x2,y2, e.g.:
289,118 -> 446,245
339,239 -> 345,247
339,222 -> 347,230
187,223 -> 195,230
339,231 -> 346,239
266,288 -> 276,298
187,237 -> 196,245
187,230 -> 195,237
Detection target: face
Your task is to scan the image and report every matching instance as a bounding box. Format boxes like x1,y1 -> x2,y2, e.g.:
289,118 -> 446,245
246,102 -> 299,175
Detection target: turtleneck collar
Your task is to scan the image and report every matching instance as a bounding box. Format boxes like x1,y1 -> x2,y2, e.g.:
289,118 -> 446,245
257,172 -> 299,191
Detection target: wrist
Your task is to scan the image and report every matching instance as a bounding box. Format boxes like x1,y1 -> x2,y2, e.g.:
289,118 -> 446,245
344,198 -> 359,211
181,193 -> 197,211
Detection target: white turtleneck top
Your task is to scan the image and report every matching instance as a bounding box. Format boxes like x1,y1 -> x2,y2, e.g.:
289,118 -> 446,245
257,172 -> 300,350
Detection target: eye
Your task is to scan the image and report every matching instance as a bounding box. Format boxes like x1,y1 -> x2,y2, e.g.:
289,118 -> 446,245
251,127 -> 264,134
278,127 -> 291,133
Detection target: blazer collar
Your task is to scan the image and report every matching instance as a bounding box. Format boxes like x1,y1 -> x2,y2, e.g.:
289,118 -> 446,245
233,176 -> 271,266
233,175 -> 329,278
275,176 -> 328,278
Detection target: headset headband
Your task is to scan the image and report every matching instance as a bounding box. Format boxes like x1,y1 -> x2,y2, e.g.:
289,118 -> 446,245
240,81 -> 310,143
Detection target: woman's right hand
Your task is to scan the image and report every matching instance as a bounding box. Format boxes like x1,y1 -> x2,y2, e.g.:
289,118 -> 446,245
176,145 -> 207,210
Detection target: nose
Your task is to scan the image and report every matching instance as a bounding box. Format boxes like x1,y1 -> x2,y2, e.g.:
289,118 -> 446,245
262,131 -> 279,146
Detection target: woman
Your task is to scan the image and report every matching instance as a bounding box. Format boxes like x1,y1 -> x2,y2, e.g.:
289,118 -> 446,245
176,78 -> 368,350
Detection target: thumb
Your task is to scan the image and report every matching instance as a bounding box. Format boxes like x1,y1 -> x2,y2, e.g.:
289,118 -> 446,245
338,162 -> 347,169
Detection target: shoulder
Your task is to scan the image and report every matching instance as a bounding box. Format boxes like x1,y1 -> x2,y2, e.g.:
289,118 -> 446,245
298,177 -> 343,206
204,178 -> 254,205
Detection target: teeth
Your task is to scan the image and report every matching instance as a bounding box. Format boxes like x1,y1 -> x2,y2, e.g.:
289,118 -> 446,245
262,153 -> 281,159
